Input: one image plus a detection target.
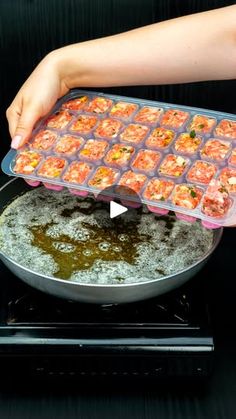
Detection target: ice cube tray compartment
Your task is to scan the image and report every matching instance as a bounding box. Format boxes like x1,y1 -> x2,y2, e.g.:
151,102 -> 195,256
2,89 -> 236,226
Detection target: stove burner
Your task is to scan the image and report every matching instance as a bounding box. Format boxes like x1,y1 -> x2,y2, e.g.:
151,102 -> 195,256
7,288 -> 191,325
0,261 -> 213,379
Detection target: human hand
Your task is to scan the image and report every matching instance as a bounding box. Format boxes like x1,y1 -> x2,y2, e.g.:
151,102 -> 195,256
6,5 -> 236,149
6,52 -> 69,149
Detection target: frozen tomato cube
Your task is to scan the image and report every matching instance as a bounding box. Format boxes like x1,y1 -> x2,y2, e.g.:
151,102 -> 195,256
84,97 -> 113,113
187,161 -> 217,185
118,171 -> 147,194
37,157 -> 66,178
70,115 -> 97,134
104,144 -> 135,166
158,154 -> 189,177
54,135 -> 84,155
62,161 -> 92,184
143,178 -> 174,202
88,166 -> 119,189
188,114 -> 216,134
62,96 -> 88,111
134,106 -> 163,124
46,110 -> 73,129
202,179 -> 231,218
219,167 -> 236,194
131,149 -> 161,172
161,109 -> 189,129
172,184 -> 203,209
200,139 -> 231,161
215,119 -> 236,140
79,139 -> 108,161
13,150 -> 42,175
145,127 -> 175,149
109,102 -> 138,119
174,132 -> 202,154
30,130 -> 57,151
229,148 -> 236,166
120,124 -> 149,144
94,118 -> 123,139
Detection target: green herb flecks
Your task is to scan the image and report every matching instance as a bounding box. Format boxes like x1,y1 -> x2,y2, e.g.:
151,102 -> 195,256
190,130 -> 196,138
190,189 -> 197,198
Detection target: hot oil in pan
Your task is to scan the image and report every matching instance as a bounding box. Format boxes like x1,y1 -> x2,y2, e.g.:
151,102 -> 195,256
29,205 -> 152,280
0,188 -> 214,284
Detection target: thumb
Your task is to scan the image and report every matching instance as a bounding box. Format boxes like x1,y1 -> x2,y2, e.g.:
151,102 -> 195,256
10,105 -> 41,149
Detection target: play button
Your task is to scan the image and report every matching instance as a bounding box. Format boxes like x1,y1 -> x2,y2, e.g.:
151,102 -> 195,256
93,184 -> 142,228
110,201 -> 128,219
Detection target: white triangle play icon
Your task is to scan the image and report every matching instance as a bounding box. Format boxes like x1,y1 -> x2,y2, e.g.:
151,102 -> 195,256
110,201 -> 128,219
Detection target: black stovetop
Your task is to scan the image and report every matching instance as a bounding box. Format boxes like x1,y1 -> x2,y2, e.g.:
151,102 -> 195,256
0,258 -> 209,329
0,170 -> 215,378
0,258 -> 213,379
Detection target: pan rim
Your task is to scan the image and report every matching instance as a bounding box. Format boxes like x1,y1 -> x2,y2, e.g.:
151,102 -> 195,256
0,177 -> 223,289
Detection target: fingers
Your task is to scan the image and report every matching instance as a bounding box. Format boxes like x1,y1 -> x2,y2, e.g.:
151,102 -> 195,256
6,103 -> 20,141
6,52 -> 64,150
6,98 -> 42,149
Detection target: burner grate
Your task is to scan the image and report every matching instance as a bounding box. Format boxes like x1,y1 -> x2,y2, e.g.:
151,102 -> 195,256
5,286 -> 194,326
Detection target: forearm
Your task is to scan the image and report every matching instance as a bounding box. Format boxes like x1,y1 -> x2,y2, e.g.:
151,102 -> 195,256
52,5 -> 236,89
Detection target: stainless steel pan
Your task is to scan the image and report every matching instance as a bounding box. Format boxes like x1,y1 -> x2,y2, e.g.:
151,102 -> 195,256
0,177 -> 223,304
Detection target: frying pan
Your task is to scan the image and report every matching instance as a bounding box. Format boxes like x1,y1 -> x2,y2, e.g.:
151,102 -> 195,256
0,177 -> 223,304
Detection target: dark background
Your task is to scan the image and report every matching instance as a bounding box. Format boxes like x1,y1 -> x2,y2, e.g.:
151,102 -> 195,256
0,1 -> 236,418
0,0 -> 236,158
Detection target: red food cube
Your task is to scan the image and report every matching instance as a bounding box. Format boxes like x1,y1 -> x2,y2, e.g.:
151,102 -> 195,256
104,144 -> 135,166
229,148 -> 236,166
188,114 -> 216,134
94,118 -> 123,139
200,139 -> 231,161
120,124 -> 149,144
88,166 -> 120,189
62,96 -> 88,111
161,109 -> 189,129
118,170 -> 147,194
63,161 -> 92,184
143,178 -> 174,202
37,157 -> 66,178
219,167 -> 236,194
145,127 -> 175,149
172,184 -> 203,209
30,130 -> 57,151
174,132 -> 202,155
46,110 -> 73,129
215,119 -> 236,140
54,135 -> 84,155
13,150 -> 42,175
79,139 -> 108,161
131,149 -> 161,172
109,102 -> 138,119
187,161 -> 217,185
84,97 -> 113,114
202,179 -> 231,218
134,106 -> 163,124
158,154 -> 189,177
70,115 -> 97,134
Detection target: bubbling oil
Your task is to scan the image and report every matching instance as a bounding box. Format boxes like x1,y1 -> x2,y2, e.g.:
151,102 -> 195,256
29,215 -> 151,279
0,187 -> 214,284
